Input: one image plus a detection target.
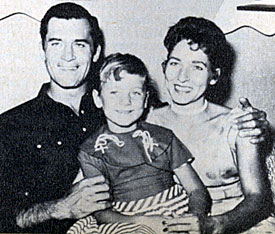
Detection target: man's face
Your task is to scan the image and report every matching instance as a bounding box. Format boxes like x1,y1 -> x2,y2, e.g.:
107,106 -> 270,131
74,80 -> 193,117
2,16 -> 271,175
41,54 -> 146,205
44,17 -> 97,88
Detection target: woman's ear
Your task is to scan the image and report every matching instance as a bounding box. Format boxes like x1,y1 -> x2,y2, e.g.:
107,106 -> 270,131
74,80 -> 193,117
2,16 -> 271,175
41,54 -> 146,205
92,89 -> 103,108
209,68 -> 221,85
92,45 -> 102,63
144,92 -> 149,109
161,60 -> 167,74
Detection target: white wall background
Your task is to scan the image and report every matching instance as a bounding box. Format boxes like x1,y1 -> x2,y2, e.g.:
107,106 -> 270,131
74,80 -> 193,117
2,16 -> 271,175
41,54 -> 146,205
0,0 -> 274,126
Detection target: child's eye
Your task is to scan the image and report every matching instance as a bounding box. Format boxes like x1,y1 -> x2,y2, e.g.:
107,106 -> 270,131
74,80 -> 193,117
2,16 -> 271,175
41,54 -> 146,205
132,91 -> 142,96
50,41 -> 61,47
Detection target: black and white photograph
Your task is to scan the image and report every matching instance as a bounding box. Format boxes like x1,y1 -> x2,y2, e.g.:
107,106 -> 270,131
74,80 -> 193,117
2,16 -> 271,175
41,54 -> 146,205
0,0 -> 274,233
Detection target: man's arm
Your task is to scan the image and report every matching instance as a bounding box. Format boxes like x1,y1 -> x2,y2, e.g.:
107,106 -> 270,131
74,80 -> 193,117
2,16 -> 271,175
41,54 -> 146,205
231,98 -> 270,144
16,176 -> 111,229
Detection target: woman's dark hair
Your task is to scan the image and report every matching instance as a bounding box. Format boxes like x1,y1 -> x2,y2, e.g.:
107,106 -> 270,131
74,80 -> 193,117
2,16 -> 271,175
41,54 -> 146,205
99,53 -> 162,119
164,17 -> 235,104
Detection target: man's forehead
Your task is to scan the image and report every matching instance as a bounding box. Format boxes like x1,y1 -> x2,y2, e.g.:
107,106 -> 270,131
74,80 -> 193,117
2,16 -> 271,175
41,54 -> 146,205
46,17 -> 92,39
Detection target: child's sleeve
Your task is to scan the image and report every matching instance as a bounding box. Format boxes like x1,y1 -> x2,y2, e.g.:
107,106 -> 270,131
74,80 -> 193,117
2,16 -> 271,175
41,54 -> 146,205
78,150 -> 107,179
168,134 -> 194,170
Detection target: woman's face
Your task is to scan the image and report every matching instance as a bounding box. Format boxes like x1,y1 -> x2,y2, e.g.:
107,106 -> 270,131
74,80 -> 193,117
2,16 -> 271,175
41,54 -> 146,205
164,39 -> 214,106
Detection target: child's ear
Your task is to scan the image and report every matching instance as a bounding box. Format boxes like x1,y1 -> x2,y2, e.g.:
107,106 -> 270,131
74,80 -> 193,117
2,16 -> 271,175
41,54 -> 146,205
144,92 -> 149,109
92,89 -> 103,108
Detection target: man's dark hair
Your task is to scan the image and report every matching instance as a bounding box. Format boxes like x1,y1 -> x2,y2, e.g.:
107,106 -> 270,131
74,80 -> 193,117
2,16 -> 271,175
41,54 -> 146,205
40,2 -> 103,51
164,17 -> 235,104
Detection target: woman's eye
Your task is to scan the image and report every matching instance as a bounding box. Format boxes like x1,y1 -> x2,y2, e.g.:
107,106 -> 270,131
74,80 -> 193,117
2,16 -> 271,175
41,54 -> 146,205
169,61 -> 179,66
193,65 -> 203,71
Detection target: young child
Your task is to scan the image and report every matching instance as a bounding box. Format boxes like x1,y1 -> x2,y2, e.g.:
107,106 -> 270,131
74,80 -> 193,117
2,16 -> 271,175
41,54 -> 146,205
69,53 -> 211,234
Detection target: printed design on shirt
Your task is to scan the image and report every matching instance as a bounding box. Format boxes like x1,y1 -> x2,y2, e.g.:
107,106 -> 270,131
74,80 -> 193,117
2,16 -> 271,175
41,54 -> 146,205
94,134 -> 125,153
94,130 -> 158,162
132,130 -> 158,163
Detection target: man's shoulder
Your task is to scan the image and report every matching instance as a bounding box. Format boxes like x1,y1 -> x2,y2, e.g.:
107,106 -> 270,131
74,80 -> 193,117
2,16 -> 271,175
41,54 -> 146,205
0,97 -> 43,127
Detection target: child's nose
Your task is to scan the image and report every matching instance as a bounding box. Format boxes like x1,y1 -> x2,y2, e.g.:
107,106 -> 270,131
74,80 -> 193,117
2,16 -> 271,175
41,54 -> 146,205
119,94 -> 131,106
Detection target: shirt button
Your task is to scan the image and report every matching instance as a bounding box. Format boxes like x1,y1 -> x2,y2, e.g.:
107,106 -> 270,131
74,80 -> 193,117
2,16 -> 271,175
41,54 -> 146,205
82,127 -> 87,132
24,191 -> 29,196
80,110 -> 85,115
57,141 -> 62,145
36,144 -> 42,149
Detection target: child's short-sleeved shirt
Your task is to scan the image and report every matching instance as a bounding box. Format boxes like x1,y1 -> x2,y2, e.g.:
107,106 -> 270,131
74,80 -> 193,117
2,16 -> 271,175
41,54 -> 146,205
79,122 -> 193,202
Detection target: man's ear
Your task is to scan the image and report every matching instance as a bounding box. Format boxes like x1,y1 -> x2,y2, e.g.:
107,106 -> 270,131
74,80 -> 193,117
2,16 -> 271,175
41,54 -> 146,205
39,41 -> 46,61
209,68 -> 221,85
92,89 -> 103,108
92,45 -> 102,63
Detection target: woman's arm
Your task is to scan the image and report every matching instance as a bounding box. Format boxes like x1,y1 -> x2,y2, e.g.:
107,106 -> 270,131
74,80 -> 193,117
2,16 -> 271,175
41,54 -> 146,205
174,163 -> 212,217
204,136 -> 272,234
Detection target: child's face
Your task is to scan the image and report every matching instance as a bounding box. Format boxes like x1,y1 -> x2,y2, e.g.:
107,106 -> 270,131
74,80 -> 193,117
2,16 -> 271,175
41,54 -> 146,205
94,70 -> 147,133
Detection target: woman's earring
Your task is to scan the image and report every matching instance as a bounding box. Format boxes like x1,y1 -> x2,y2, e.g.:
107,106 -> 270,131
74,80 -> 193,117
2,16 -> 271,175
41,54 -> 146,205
209,79 -> 217,85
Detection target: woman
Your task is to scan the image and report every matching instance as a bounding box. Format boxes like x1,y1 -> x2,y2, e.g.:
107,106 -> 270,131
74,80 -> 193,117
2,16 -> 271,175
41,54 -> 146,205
147,17 -> 273,233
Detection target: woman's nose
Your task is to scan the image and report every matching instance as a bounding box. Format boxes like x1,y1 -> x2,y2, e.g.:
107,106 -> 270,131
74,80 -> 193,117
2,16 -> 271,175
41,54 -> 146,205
177,67 -> 189,82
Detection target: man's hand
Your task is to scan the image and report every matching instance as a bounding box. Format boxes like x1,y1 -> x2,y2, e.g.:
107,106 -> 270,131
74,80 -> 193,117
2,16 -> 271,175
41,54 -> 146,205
230,98 -> 269,144
52,175 -> 111,220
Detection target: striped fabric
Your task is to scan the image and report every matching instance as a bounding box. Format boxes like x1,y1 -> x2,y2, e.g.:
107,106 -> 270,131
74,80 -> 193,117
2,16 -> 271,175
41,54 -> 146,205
113,184 -> 189,216
67,185 -> 189,234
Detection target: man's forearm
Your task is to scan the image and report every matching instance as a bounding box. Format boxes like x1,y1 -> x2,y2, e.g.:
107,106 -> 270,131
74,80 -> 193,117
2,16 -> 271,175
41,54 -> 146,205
16,200 -> 57,229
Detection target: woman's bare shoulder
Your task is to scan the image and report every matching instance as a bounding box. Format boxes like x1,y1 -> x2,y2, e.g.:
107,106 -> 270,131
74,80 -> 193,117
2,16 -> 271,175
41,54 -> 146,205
207,102 -> 232,119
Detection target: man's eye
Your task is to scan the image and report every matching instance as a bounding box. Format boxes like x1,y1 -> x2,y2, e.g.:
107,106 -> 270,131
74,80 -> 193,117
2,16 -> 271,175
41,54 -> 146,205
75,43 -> 85,48
110,91 -> 117,95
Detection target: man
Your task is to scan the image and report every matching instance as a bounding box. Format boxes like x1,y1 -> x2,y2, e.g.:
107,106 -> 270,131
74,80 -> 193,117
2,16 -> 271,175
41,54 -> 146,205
0,3 -> 109,233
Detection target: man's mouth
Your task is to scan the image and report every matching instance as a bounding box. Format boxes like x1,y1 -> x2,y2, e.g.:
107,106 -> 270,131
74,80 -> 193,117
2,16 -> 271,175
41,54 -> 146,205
58,65 -> 79,70
174,84 -> 193,92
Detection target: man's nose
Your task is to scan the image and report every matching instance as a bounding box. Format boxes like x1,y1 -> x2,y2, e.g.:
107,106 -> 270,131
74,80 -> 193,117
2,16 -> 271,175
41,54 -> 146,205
178,67 -> 190,82
61,44 -> 76,61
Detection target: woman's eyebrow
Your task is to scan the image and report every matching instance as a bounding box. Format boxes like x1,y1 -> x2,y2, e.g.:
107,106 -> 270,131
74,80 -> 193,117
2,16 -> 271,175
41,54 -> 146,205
168,57 -> 181,61
192,60 -> 207,67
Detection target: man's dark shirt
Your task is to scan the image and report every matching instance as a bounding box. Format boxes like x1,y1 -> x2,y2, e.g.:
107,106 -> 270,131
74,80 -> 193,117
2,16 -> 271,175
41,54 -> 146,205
0,83 -> 104,233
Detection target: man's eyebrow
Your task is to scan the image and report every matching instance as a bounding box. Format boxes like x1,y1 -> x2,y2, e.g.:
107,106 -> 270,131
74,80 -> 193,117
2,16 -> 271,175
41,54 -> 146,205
192,60 -> 207,67
75,39 -> 90,44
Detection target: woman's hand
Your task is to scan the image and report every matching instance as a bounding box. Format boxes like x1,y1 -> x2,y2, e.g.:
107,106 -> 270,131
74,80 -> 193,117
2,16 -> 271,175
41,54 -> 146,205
164,214 -> 202,234
229,97 -> 269,144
